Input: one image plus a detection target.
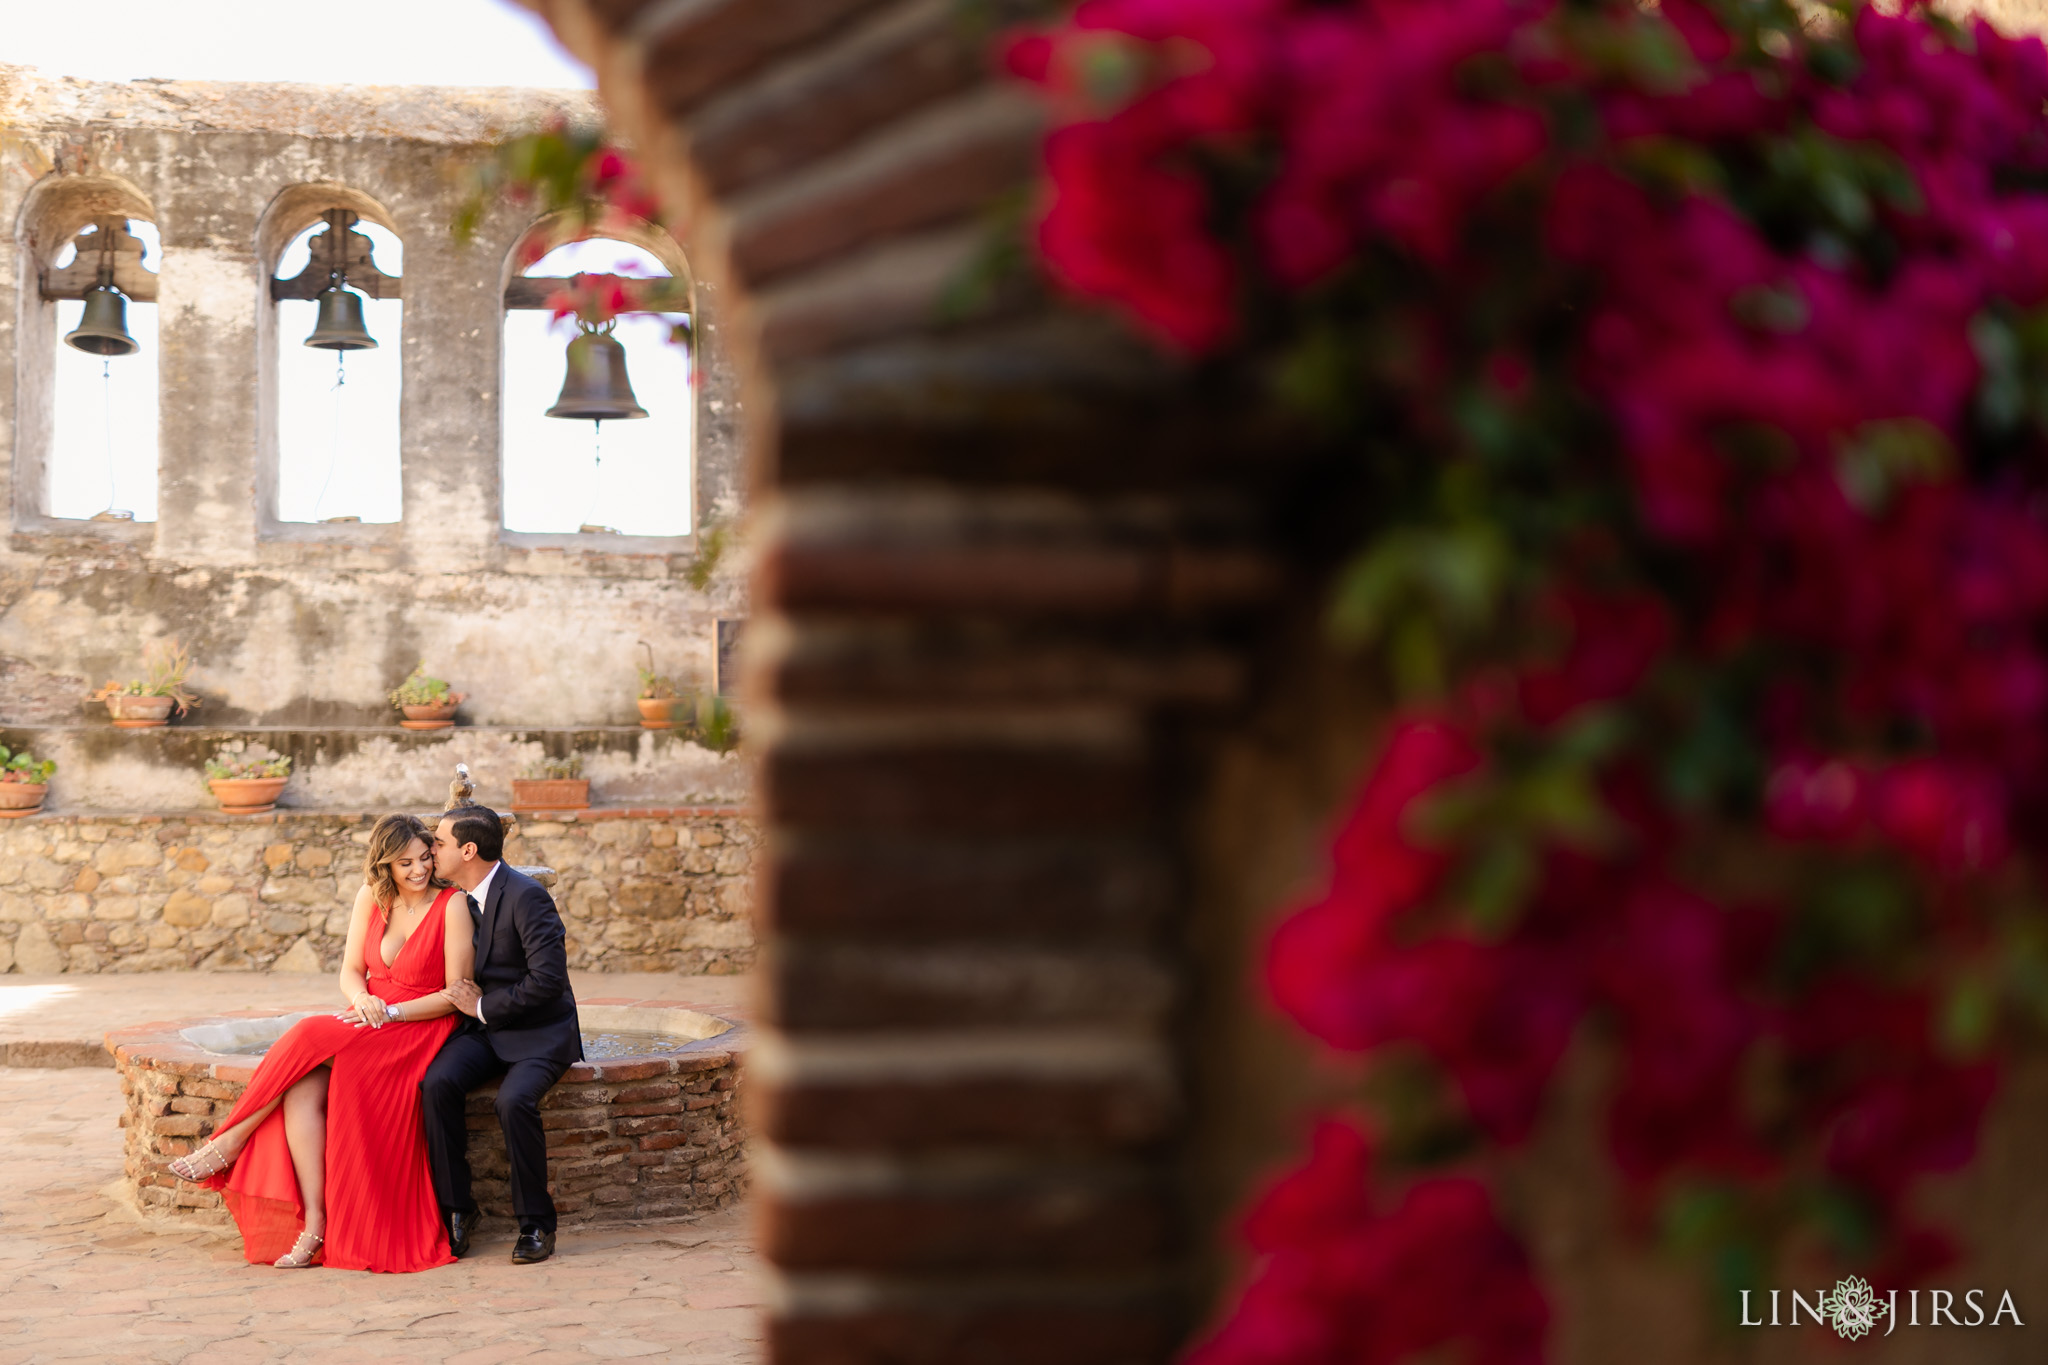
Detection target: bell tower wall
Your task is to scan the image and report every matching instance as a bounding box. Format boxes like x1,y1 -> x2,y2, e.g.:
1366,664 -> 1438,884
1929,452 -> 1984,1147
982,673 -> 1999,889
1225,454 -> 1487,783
0,68 -> 750,820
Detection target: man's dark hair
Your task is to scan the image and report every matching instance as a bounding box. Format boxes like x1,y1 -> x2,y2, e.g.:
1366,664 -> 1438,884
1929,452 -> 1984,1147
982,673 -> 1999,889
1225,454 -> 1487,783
445,804 -> 505,863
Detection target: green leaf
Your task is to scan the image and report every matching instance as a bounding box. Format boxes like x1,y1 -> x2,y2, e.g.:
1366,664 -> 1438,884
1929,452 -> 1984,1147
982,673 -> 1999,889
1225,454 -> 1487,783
1781,863 -> 1918,983
1272,325 -> 1356,425
1389,612 -> 1445,698
1454,836 -> 1538,938
1940,976 -> 1996,1056
1550,706 -> 1631,767
1833,418 -> 1955,512
1512,763 -> 1615,847
1800,1180 -> 1881,1259
1661,1183 -> 1740,1254
1327,524 -> 1510,652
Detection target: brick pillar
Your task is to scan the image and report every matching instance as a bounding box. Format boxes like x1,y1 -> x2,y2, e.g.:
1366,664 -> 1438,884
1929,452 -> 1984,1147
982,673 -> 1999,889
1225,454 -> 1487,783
522,2 -> 1288,1358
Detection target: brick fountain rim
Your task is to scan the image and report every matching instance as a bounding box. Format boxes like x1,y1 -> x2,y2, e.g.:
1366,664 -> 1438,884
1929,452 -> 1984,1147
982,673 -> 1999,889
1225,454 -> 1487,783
110,999 -> 748,1231
107,999 -> 747,1086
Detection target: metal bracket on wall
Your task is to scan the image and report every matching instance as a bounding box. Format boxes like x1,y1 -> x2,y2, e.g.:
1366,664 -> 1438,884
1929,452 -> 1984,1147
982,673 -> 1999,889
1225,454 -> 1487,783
270,207 -> 403,301
39,216 -> 158,303
502,274 -> 689,312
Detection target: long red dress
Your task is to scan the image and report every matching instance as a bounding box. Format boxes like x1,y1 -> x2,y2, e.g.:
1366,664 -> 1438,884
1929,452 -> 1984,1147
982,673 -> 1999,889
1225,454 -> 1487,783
202,886 -> 461,1271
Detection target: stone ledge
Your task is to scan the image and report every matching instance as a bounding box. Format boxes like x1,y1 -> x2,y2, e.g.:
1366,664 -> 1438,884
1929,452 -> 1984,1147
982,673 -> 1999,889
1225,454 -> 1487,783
0,724 -> 704,735
0,724 -> 750,814
4,804 -> 747,824
105,1003 -> 750,1085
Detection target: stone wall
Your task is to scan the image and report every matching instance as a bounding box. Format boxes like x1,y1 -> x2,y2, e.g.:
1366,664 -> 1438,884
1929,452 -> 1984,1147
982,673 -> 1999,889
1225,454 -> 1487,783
520,809 -> 755,972
0,807 -> 755,975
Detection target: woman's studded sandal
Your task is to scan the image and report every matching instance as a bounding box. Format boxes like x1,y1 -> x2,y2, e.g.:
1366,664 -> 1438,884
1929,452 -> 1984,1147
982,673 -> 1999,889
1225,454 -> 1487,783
273,1230 -> 324,1269
166,1139 -> 233,1183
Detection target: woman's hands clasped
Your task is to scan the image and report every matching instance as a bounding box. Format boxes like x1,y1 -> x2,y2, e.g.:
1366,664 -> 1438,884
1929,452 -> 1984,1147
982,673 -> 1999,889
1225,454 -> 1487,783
338,991 -> 389,1028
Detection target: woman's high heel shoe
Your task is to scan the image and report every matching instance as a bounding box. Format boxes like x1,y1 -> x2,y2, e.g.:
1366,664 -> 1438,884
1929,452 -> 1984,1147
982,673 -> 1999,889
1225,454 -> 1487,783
166,1139 -> 234,1182
274,1230 -> 323,1268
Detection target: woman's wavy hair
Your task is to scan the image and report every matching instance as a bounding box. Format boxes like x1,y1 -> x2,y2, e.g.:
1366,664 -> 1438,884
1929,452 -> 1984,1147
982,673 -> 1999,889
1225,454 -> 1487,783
363,813 -> 437,909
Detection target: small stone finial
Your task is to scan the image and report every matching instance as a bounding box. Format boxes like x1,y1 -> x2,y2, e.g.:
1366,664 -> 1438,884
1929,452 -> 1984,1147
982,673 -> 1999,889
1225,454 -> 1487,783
446,763 -> 476,811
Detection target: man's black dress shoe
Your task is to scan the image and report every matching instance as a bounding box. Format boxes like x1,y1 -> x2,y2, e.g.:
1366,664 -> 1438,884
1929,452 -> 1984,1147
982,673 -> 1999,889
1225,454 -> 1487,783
512,1227 -> 555,1264
446,1208 -> 478,1258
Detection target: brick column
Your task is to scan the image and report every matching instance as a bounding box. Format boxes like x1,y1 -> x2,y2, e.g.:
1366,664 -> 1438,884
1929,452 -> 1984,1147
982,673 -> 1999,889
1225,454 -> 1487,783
523,2 -> 1287,1359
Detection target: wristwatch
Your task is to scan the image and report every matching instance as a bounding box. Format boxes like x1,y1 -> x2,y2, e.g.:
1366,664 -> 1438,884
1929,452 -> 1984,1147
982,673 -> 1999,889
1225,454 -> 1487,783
384,1001 -> 402,1021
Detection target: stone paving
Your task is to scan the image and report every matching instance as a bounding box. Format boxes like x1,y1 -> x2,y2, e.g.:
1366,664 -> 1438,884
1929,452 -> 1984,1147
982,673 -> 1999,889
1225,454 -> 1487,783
0,1065 -> 764,1363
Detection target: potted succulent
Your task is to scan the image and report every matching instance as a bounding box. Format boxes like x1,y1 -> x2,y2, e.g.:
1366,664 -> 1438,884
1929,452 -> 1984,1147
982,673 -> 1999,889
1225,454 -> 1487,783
511,756 -> 590,812
0,744 -> 55,819
388,662 -> 465,731
90,639 -> 201,728
204,741 -> 292,815
636,641 -> 681,729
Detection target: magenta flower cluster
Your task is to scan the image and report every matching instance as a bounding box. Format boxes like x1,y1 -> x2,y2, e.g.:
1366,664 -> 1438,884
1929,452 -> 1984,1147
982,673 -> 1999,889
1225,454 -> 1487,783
1015,1 -> 2048,1359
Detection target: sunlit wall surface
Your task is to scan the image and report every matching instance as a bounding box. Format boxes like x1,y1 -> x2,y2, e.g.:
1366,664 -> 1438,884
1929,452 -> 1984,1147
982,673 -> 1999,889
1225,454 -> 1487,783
502,239 -> 692,537
49,220 -> 159,522
275,219 -> 403,524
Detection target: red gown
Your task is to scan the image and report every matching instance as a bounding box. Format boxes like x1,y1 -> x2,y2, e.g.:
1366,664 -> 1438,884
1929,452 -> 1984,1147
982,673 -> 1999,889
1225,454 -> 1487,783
203,886 -> 461,1271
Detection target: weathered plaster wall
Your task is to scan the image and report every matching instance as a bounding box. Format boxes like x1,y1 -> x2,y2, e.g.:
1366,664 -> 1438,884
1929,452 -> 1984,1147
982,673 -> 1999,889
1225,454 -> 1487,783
0,807 -> 756,975
0,68 -> 752,775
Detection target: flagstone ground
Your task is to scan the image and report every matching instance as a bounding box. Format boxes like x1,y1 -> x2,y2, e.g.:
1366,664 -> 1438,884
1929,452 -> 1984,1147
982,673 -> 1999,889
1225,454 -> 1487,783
0,1064 -> 762,1364
0,971 -> 760,1363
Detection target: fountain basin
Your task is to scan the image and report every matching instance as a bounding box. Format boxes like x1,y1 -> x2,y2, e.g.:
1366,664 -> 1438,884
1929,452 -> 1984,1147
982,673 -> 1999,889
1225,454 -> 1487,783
108,999 -> 745,1231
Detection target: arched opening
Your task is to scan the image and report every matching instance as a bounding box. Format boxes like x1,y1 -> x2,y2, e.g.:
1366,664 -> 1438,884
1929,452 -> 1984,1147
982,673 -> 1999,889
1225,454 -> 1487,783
15,174 -> 163,528
49,219 -> 160,522
263,192 -> 404,525
500,222 -> 693,539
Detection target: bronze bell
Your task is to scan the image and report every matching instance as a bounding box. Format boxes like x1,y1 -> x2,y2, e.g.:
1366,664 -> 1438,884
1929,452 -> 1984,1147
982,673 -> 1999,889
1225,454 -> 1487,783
305,284 -> 378,350
65,285 -> 139,357
545,330 -> 648,421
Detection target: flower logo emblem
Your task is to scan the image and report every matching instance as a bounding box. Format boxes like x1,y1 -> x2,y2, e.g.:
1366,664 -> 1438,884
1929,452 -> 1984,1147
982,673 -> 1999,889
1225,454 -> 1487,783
1819,1276 -> 1888,1341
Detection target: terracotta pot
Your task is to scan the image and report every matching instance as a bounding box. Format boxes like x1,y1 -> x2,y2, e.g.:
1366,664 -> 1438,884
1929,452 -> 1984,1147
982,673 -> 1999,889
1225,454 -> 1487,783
208,776 -> 288,815
637,697 -> 679,730
106,694 -> 176,728
0,782 -> 46,819
399,700 -> 461,731
511,778 -> 590,812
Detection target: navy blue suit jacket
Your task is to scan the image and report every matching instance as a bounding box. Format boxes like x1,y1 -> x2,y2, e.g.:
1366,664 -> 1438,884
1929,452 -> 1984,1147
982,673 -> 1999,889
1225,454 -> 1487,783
465,864 -> 583,1067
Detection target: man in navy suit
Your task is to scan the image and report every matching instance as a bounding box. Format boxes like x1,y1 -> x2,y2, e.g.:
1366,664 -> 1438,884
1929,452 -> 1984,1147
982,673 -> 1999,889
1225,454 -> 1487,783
423,802 -> 583,1264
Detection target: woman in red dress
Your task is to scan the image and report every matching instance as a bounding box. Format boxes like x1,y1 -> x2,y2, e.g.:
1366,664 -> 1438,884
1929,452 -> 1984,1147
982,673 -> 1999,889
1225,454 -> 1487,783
166,812 -> 474,1271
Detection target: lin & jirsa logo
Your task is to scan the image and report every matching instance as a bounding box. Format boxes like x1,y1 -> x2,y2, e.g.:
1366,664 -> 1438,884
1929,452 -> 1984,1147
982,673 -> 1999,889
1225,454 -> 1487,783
1741,1276 -> 2024,1339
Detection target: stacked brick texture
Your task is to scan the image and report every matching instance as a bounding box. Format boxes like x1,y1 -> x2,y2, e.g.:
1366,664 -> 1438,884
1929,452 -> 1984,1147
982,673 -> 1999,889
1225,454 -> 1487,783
469,1055 -> 744,1223
113,1028 -> 744,1229
523,0 -> 1283,1360
0,809 -> 756,975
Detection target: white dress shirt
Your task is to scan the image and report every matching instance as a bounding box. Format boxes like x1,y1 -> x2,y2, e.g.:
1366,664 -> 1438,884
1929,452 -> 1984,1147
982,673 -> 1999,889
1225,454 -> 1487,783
467,861 -> 502,1022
